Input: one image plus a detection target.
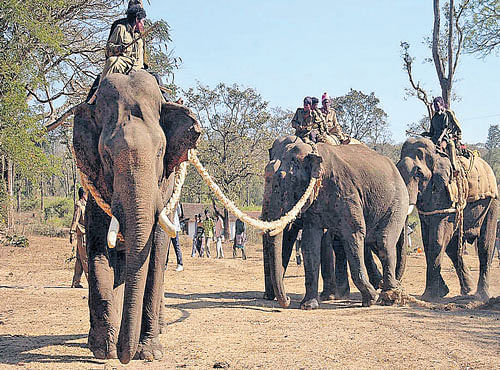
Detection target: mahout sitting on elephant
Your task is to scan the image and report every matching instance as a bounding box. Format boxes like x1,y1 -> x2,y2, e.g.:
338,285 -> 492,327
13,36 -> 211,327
73,70 -> 201,363
397,137 -> 498,301
262,135 -> 409,309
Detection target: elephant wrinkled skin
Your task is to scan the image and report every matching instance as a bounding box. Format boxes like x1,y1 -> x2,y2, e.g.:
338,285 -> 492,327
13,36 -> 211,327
397,137 -> 498,302
262,136 -> 408,309
73,70 -> 201,363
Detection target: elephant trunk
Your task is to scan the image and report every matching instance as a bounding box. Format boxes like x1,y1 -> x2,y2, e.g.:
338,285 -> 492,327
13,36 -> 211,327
264,231 -> 290,308
116,191 -> 156,364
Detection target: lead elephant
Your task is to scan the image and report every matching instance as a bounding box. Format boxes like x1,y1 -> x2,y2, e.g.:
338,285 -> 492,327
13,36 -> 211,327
73,70 -> 201,363
397,137 -> 498,301
262,136 -> 409,309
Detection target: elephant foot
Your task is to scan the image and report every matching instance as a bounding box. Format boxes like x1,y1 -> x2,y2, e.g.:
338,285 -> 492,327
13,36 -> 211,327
421,282 -> 449,302
474,289 -> 490,302
263,291 -> 276,301
88,328 -> 117,359
378,289 -> 405,306
335,285 -> 350,300
320,291 -> 335,302
460,285 -> 473,296
300,297 -> 320,310
362,293 -> 379,307
134,336 -> 164,361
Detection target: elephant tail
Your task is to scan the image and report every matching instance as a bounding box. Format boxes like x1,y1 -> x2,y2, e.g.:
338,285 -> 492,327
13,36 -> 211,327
395,217 -> 408,281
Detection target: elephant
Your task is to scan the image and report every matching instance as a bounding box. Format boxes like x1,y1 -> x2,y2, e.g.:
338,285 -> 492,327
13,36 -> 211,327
262,136 -> 409,309
397,137 -> 498,301
73,70 -> 201,363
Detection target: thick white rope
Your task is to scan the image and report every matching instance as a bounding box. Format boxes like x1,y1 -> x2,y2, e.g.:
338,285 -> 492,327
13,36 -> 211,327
75,147 -> 319,237
162,161 -> 189,215
187,149 -> 319,235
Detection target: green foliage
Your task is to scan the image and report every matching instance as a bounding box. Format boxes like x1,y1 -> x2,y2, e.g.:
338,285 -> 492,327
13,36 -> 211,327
182,83 -> 290,207
484,124 -> 500,179
20,197 -> 40,212
43,197 -> 73,225
332,89 -> 392,150
464,0 -> 500,56
0,180 -> 8,228
4,234 -> 29,248
31,222 -> 66,238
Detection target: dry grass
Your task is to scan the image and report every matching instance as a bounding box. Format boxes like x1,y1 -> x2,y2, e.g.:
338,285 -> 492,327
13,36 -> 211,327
1,235 -> 500,369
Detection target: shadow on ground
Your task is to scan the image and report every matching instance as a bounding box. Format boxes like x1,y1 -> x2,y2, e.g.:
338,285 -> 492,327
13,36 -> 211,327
0,334 -> 102,366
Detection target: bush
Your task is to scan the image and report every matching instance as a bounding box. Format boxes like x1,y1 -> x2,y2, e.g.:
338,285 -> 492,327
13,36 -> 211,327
21,197 -> 40,212
0,181 -> 8,228
44,197 -> 73,221
31,222 -> 66,238
4,234 -> 29,248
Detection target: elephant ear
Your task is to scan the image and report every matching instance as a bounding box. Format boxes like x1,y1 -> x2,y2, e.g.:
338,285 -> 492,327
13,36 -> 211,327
159,102 -> 201,179
305,153 -> 323,179
73,103 -> 112,205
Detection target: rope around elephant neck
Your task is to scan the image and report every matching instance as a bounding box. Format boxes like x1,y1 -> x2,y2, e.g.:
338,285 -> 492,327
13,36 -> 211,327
186,149 -> 319,235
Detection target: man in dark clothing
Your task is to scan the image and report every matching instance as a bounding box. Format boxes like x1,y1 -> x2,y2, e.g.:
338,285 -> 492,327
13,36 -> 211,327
233,219 -> 247,260
428,96 -> 462,172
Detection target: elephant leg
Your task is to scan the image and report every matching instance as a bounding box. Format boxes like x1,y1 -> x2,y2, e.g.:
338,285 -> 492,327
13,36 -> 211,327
300,226 -> 323,310
365,245 -> 382,289
87,198 -> 123,360
445,234 -> 473,296
420,215 -> 452,301
376,225 -> 400,293
343,238 -> 378,306
332,236 -> 350,299
136,224 -> 167,361
475,199 -> 498,301
320,231 -> 336,301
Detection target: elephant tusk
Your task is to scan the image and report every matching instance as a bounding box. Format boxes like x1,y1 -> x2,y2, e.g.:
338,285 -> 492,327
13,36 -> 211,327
407,204 -> 415,216
107,216 -> 120,249
158,208 -> 177,238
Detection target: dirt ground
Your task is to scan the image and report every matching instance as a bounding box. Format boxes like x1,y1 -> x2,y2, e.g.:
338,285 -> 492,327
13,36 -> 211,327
1,235 -> 500,369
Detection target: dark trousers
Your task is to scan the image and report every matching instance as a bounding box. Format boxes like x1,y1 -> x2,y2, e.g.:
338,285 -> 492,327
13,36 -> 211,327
166,232 -> 183,267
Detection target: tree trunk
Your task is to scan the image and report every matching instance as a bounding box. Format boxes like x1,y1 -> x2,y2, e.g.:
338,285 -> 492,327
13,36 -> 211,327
223,208 -> 230,239
7,159 -> 14,229
40,177 -> 44,211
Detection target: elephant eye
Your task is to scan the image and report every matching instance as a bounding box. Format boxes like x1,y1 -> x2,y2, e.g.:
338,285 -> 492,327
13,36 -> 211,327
157,147 -> 163,158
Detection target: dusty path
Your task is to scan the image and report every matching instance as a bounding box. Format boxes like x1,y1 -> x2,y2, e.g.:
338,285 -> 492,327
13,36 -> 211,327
1,235 -> 500,369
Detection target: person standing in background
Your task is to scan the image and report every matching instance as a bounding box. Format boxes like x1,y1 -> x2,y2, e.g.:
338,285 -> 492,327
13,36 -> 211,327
166,203 -> 184,271
70,187 -> 88,288
233,218 -> 247,260
202,210 -> 214,258
215,215 -> 224,258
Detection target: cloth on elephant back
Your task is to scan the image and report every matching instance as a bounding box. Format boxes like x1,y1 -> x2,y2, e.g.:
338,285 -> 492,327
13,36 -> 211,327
447,155 -> 498,204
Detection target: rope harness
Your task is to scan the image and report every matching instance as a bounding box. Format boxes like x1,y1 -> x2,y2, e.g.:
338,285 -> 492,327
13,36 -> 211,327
417,151 -> 475,254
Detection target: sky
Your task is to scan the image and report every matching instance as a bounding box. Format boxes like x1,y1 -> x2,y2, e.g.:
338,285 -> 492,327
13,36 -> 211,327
144,1 -> 500,144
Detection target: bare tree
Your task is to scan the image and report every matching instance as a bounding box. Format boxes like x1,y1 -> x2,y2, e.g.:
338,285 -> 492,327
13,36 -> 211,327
401,0 -> 472,125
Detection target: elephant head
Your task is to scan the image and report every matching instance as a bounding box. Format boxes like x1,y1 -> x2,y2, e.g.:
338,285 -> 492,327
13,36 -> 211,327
397,137 -> 454,213
262,136 -> 322,308
73,70 -> 200,362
